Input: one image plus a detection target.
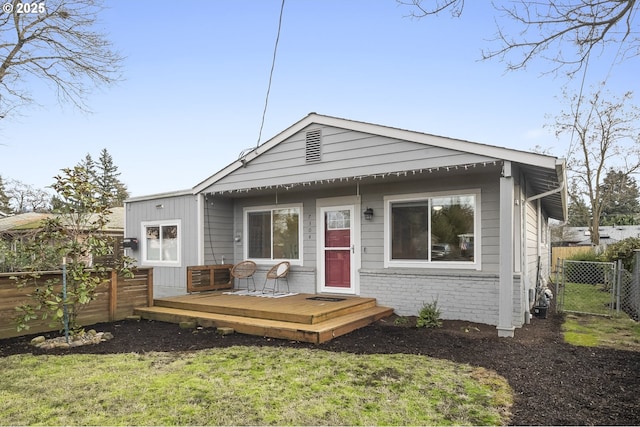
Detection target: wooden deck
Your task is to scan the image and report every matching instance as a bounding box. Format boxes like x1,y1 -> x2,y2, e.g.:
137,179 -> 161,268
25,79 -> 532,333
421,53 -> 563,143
134,292 -> 393,344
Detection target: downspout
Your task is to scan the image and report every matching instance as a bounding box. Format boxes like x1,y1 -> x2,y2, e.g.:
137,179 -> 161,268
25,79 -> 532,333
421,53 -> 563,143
523,177 -> 565,323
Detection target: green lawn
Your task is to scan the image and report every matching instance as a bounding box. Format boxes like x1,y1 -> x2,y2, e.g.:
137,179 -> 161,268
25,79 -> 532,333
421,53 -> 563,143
562,282 -> 613,315
562,313 -> 640,351
0,346 -> 512,426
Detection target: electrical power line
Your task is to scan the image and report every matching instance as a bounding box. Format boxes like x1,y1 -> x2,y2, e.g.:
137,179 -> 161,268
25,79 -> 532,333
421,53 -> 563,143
257,0 -> 286,148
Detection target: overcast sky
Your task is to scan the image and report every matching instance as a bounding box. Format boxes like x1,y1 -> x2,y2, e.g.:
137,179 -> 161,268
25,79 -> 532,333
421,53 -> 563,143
1,1 -> 638,198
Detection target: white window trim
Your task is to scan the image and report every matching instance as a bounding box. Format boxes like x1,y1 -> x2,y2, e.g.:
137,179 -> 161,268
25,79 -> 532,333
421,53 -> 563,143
243,203 -> 304,266
141,219 -> 182,267
383,189 -> 481,270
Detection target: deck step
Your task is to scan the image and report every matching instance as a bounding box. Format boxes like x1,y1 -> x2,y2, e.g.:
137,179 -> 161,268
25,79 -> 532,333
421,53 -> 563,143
134,305 -> 393,344
153,293 -> 379,324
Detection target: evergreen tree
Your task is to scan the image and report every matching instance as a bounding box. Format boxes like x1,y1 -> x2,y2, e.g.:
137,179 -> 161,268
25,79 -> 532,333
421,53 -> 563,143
77,153 -> 97,177
96,148 -> 129,207
599,170 -> 640,224
0,175 -> 12,214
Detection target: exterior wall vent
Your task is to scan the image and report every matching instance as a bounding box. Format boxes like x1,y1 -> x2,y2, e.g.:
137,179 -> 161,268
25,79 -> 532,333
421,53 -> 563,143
305,129 -> 322,163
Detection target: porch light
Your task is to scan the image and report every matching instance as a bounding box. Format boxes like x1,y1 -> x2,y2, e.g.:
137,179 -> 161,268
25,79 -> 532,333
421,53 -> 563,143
363,207 -> 374,221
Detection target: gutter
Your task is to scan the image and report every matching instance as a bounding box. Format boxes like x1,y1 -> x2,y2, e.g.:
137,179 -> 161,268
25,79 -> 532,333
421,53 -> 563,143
526,178 -> 565,203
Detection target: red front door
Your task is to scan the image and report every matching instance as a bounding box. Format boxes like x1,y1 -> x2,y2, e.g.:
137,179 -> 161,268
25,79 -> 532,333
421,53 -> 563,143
321,207 -> 354,292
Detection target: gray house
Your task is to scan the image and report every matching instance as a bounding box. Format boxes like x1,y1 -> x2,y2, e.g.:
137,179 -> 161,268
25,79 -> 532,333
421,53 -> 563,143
125,113 -> 567,337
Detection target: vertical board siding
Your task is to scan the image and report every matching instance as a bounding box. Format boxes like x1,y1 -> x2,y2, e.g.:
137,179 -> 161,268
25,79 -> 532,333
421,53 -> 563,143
125,194 -> 198,297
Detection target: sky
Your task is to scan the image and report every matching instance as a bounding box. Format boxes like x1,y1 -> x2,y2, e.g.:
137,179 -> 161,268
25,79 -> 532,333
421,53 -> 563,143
0,0 -> 638,199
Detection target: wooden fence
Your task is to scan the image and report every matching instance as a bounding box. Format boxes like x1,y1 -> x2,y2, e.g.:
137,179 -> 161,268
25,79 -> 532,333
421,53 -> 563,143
0,268 -> 153,339
551,246 -> 595,273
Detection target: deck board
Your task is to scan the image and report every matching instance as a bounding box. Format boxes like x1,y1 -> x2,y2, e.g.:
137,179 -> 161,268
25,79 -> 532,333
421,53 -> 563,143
154,293 -> 377,324
135,292 -> 393,343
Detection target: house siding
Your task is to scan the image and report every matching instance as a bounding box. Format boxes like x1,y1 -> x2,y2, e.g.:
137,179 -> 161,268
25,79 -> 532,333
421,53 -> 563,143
203,125 -> 499,194
203,195 -> 234,265
125,193 -> 198,298
126,115 -> 566,334
220,167 -> 503,320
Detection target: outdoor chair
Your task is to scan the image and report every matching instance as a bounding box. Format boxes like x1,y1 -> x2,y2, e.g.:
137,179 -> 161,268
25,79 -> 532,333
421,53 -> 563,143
231,260 -> 257,291
262,261 -> 290,294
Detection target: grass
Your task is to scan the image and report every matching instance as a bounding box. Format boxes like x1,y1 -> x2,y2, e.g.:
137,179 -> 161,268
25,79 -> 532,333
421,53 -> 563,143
562,282 -> 613,315
0,346 -> 512,426
562,313 -> 640,351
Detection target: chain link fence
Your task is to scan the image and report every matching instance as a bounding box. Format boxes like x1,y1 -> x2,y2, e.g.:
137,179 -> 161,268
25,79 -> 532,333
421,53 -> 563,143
556,257 -> 640,320
557,260 -> 616,316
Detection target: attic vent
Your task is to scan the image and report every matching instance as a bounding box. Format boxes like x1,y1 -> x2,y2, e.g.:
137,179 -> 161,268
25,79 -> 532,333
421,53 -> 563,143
305,129 -> 322,163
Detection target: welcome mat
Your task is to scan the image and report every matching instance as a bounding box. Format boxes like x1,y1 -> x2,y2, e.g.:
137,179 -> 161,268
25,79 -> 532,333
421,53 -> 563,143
223,290 -> 298,299
306,296 -> 346,302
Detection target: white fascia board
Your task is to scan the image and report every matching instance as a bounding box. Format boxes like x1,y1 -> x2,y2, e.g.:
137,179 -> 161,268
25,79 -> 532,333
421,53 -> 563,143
125,189 -> 192,203
192,113 -> 320,194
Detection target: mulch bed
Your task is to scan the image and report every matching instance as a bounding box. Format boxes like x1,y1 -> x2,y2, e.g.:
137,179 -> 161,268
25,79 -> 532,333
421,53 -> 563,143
1,312 -> 639,426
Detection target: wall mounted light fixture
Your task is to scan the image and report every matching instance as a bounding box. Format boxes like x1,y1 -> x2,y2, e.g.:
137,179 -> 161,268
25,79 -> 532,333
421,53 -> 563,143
363,207 -> 374,221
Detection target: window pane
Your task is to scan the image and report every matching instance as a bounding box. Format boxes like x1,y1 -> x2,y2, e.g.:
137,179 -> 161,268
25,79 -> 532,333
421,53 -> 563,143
391,202 -> 428,260
273,208 -> 299,259
248,212 -> 271,258
431,195 -> 475,261
146,226 -> 160,261
161,225 -> 178,261
326,210 -> 350,230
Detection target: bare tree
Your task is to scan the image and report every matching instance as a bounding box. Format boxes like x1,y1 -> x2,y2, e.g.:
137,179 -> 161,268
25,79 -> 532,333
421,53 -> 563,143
0,0 -> 123,119
551,88 -> 640,244
398,0 -> 638,76
5,179 -> 51,212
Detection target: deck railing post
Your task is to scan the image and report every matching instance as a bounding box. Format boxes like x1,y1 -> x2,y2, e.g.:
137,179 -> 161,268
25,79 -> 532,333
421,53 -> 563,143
147,268 -> 154,307
109,269 -> 118,321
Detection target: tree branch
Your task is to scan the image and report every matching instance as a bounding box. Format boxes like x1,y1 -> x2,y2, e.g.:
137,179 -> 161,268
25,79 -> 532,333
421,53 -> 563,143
0,0 -> 123,118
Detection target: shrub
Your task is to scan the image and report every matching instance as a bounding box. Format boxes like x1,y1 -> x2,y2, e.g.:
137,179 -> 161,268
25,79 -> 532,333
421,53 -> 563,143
416,300 -> 442,328
600,237 -> 640,270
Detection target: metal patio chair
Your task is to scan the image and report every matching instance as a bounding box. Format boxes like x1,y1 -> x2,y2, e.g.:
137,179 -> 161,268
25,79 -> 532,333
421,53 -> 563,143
262,261 -> 290,294
231,260 -> 257,291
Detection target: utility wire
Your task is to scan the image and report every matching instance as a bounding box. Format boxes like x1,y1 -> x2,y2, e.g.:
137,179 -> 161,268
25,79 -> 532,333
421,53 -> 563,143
257,0 -> 286,148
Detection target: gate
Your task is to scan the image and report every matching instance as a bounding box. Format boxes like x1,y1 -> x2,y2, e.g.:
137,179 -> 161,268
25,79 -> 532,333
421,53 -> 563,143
557,260 -> 616,316
557,258 -> 640,320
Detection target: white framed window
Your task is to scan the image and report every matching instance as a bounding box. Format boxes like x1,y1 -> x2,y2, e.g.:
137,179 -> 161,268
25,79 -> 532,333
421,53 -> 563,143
141,220 -> 181,267
244,204 -> 303,264
384,190 -> 481,269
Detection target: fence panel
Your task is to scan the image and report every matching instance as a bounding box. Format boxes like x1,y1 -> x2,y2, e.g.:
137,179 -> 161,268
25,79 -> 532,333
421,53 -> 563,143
559,260 -> 615,316
0,268 -> 152,339
551,246 -> 594,273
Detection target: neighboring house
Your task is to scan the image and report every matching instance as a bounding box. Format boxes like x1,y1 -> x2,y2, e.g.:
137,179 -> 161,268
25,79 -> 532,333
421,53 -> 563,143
0,207 -> 125,270
124,113 -> 567,337
559,225 -> 640,247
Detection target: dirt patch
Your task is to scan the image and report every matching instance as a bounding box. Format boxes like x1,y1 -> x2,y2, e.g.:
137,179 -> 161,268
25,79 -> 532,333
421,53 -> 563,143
1,312 -> 639,426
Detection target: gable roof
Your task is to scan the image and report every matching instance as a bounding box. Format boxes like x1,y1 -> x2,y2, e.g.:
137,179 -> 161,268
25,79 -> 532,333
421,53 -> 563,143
194,113 -> 563,192
193,113 -> 567,219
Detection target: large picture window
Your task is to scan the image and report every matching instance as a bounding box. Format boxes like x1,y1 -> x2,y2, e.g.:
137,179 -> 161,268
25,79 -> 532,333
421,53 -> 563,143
245,205 -> 301,262
385,191 -> 479,268
141,220 -> 181,266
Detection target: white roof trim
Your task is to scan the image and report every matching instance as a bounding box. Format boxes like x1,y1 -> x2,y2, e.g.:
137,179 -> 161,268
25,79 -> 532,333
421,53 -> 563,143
192,113 -> 563,194
125,189 -> 193,203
